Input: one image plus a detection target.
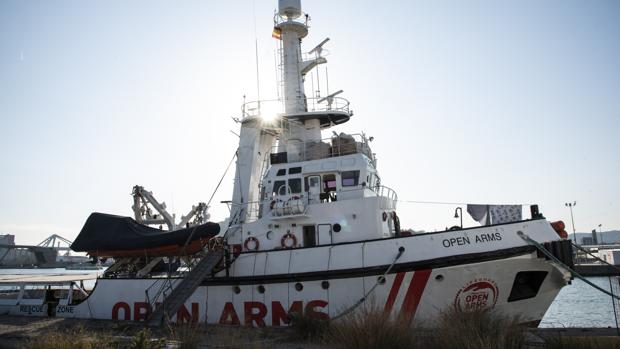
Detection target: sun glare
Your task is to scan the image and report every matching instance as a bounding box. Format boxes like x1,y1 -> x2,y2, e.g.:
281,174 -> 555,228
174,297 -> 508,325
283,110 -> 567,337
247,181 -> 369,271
259,102 -> 281,123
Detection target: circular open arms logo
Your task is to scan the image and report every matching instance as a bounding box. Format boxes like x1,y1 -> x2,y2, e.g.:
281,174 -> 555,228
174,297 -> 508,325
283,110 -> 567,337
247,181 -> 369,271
454,278 -> 499,311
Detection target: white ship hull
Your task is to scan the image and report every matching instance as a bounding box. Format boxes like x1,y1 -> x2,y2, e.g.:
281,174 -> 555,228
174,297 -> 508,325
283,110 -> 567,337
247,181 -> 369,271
37,220 -> 568,325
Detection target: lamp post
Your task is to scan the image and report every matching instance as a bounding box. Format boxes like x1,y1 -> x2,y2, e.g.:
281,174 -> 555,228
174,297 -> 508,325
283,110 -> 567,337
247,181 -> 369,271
454,207 -> 463,229
565,201 -> 577,244
598,223 -> 603,245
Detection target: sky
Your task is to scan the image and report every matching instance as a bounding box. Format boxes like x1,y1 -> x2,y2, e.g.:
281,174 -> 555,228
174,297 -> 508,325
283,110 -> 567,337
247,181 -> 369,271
0,0 -> 618,245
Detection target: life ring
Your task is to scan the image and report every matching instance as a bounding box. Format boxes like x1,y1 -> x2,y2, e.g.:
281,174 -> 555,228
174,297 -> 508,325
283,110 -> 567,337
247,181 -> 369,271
244,237 -> 259,251
281,233 -> 297,249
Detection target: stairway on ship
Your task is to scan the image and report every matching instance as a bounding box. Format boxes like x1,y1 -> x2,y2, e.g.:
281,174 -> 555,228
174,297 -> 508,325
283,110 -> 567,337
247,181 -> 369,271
147,249 -> 224,326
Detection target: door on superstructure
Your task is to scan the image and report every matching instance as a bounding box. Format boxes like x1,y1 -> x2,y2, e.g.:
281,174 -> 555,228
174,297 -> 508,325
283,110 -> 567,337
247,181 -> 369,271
305,175 -> 321,204
303,226 -> 316,247
317,224 -> 332,245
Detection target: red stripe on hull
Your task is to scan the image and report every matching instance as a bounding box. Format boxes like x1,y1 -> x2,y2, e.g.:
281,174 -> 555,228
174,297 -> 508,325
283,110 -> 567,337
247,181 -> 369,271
384,272 -> 405,315
400,269 -> 432,323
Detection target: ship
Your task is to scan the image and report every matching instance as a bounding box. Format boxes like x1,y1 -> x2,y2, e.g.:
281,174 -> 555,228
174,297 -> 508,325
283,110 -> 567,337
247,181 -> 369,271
5,0 -> 574,326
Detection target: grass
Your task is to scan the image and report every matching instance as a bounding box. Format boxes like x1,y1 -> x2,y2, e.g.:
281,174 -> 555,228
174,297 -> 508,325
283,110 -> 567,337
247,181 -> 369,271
127,328 -> 165,349
167,321 -> 205,349
430,308 -> 525,349
326,308 -> 426,349
322,305 -> 526,349
24,325 -> 115,349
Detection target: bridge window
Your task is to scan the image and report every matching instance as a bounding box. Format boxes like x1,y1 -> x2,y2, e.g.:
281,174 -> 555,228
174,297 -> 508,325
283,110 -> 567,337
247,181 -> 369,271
289,167 -> 302,174
276,169 -> 286,176
342,171 -> 360,187
323,174 -> 337,192
272,180 -> 285,196
289,178 -> 302,194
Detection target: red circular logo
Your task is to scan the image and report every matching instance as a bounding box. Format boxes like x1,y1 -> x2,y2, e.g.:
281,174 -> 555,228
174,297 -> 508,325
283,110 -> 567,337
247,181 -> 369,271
454,279 -> 499,311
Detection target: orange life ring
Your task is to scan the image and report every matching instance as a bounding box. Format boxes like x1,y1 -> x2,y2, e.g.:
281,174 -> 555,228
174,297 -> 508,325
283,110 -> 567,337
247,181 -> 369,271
281,233 -> 297,249
244,237 -> 259,251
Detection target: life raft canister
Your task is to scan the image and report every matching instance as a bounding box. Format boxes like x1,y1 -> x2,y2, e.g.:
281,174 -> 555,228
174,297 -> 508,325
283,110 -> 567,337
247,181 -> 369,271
281,232 -> 297,248
244,236 -> 259,251
550,220 -> 569,239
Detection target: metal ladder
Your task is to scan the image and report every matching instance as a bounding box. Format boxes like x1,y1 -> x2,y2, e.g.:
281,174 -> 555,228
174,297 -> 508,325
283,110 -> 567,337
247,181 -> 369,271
147,249 -> 224,326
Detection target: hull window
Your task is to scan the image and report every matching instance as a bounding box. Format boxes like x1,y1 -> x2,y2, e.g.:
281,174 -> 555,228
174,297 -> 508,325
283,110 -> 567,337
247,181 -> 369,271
507,271 -> 548,302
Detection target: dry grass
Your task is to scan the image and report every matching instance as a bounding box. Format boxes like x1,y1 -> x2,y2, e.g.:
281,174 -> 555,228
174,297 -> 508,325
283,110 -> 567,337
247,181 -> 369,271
127,328 -> 165,349
23,325 -> 115,349
326,307 -> 428,349
289,312 -> 330,342
324,305 -> 529,349
430,308 -> 525,349
167,321 -> 206,349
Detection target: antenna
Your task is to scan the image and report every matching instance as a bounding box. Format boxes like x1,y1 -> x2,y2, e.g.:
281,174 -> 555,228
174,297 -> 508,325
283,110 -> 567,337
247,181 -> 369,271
308,37 -> 330,56
253,0 -> 261,111
317,90 -> 343,104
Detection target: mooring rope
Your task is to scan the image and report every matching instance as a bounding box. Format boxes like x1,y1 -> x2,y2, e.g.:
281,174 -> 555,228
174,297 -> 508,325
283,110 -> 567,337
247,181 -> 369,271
517,231 -> 620,300
330,246 -> 405,321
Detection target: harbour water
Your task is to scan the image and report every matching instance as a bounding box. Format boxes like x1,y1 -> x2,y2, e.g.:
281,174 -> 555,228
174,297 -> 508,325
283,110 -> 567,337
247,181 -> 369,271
1,269 -> 618,328
540,276 -> 619,328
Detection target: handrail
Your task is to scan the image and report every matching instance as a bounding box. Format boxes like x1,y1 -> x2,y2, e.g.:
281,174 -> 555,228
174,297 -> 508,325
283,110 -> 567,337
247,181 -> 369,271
269,133 -> 373,163
241,97 -> 351,120
241,184 -> 398,221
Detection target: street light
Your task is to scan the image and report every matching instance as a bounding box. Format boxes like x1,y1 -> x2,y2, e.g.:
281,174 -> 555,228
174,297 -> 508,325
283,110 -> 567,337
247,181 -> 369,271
454,207 -> 463,229
599,223 -> 604,245
565,201 -> 577,244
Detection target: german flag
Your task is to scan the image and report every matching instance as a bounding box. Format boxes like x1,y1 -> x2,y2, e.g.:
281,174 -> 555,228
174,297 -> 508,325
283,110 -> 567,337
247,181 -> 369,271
272,27 -> 282,40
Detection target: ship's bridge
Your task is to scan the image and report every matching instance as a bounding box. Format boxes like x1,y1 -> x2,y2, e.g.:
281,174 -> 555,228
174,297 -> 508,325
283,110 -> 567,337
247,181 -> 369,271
244,134 -> 396,222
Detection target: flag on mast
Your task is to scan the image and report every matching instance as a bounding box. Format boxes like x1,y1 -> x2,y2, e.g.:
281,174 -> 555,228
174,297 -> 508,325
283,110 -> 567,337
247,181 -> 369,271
272,27 -> 282,40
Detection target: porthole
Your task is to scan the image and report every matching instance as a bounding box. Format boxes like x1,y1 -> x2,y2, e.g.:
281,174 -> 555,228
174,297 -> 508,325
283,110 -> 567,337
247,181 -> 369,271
435,275 -> 444,281
377,276 -> 386,285
266,231 -> 274,240
257,285 -> 265,294
295,282 -> 303,291
321,281 -> 330,290
233,286 -> 241,294
333,223 -> 342,233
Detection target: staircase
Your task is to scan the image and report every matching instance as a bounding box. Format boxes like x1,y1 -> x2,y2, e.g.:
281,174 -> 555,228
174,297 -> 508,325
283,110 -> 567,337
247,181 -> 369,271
147,249 -> 224,326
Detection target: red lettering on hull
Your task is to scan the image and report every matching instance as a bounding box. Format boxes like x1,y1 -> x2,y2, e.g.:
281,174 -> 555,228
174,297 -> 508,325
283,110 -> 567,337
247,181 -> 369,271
112,302 -> 200,322
219,300 -> 328,327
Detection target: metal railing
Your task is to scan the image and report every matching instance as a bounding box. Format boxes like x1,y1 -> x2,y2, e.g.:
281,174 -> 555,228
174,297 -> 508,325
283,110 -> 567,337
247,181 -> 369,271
271,133 -> 373,163
241,97 -> 351,121
369,185 -> 398,210
241,184 -> 397,223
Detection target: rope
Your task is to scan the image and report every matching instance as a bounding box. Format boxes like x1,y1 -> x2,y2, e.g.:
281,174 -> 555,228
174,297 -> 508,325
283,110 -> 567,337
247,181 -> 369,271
330,247 -> 405,321
517,231 -> 620,300
206,151 -> 238,209
179,151 -> 238,257
399,200 -> 534,206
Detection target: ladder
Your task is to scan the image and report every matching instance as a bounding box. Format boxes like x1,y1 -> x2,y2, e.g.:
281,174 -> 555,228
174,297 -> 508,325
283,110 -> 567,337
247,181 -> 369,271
147,249 -> 224,326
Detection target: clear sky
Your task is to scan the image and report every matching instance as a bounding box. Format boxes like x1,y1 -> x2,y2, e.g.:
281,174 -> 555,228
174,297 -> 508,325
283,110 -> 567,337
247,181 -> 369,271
1,0 -> 618,245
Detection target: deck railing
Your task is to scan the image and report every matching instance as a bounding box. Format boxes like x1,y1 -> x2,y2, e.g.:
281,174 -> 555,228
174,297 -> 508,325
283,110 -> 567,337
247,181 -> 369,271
270,133 -> 373,164
241,97 -> 351,121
